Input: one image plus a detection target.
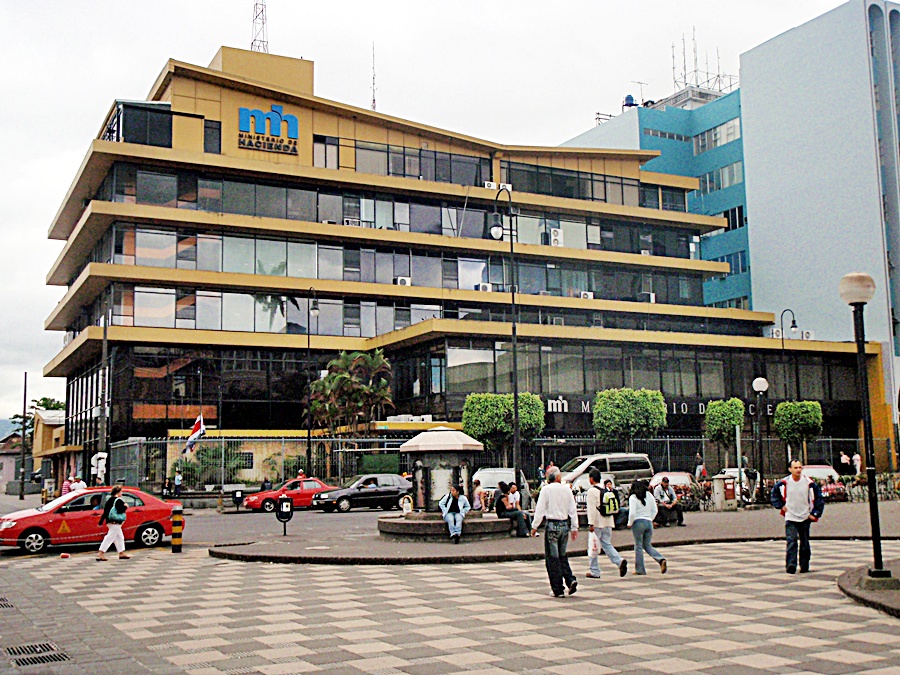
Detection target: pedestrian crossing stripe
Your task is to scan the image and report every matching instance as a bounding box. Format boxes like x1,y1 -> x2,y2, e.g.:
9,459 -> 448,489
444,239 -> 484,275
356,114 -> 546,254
57,521 -> 70,534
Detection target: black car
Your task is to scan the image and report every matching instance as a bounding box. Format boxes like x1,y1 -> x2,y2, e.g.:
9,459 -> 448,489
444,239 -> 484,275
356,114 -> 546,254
311,474 -> 412,513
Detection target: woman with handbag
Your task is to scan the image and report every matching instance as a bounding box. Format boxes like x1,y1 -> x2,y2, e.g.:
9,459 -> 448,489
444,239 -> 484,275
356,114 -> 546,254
97,485 -> 131,561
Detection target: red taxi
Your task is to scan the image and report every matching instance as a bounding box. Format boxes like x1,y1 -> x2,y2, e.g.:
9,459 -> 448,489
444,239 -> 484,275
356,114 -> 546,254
0,487 -> 180,554
242,477 -> 336,512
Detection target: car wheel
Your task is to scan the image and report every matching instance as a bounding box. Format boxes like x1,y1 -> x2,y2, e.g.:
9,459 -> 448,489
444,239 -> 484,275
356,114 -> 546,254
20,529 -> 49,554
261,499 -> 276,513
337,497 -> 352,513
135,523 -> 163,548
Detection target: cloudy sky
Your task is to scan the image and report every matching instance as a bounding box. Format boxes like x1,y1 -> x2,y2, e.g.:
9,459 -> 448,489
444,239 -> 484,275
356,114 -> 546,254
0,0 -> 844,418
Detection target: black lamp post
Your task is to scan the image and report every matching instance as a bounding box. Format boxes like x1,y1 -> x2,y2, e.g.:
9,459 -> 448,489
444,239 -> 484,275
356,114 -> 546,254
306,288 -> 319,477
752,376 -> 768,502
488,187 -> 520,473
839,272 -> 892,580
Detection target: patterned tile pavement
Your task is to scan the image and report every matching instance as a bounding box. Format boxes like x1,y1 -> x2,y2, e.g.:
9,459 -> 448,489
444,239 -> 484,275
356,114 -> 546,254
3,540 -> 900,674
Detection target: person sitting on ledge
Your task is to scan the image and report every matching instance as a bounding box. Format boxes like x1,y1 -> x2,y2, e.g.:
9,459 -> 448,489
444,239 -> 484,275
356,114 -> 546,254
439,485 -> 470,544
496,482 -> 531,538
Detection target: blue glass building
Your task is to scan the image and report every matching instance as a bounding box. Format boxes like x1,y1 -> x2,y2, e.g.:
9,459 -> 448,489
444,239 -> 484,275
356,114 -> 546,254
563,87 -> 749,309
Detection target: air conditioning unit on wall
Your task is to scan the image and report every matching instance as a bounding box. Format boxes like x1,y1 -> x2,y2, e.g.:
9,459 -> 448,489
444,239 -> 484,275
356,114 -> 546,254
393,276 -> 412,286
579,291 -> 594,300
343,217 -> 361,227
476,282 -> 493,292
543,227 -> 564,247
770,328 -> 783,339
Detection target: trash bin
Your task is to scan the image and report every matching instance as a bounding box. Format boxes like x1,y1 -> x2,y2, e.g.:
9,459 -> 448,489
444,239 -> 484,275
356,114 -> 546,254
711,475 -> 738,512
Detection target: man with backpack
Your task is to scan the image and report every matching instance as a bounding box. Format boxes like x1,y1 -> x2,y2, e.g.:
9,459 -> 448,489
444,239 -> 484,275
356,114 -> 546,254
771,459 -> 825,574
585,470 -> 627,579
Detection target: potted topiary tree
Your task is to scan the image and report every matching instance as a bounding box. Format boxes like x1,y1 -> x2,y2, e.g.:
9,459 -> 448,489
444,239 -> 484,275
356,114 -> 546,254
462,392 -> 545,467
704,398 -> 745,474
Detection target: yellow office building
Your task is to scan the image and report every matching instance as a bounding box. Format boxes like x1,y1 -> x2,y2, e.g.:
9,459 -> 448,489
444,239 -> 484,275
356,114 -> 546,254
44,47 -> 893,471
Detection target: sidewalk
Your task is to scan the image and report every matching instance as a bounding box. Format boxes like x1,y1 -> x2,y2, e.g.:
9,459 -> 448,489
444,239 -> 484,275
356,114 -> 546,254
209,499 -> 900,565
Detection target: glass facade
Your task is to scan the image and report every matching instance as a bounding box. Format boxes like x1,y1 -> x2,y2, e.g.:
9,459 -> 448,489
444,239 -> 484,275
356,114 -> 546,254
86,223 -> 707,305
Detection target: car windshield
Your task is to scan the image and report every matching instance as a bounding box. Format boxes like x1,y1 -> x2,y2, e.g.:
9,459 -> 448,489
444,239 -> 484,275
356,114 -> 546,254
559,457 -> 588,473
36,493 -> 82,512
473,470 -> 511,488
342,475 -> 364,488
803,468 -> 836,480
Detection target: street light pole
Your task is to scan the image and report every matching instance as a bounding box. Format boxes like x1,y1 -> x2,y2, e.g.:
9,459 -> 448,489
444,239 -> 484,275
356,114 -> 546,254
306,288 -> 319,477
489,188 -> 519,473
839,272 -> 892,580
752,377 -> 769,502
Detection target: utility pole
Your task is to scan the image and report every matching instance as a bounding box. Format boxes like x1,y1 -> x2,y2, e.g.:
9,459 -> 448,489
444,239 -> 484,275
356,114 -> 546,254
19,372 -> 27,500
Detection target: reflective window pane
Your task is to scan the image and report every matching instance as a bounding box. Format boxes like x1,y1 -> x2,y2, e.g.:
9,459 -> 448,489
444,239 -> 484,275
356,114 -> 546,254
287,241 -> 316,278
134,230 -> 176,268
256,239 -> 287,276
256,295 -> 287,333
133,287 -> 175,328
222,237 -> 255,274
222,293 -> 255,331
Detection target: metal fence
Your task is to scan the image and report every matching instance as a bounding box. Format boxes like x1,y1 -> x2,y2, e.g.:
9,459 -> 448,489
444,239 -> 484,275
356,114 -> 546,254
108,434 -> 895,495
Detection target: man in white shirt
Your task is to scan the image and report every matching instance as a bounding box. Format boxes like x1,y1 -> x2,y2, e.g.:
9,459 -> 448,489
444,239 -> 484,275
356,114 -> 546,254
852,452 -> 862,475
531,467 -> 578,598
770,459 -> 825,574
586,472 -> 627,579
70,476 -> 88,491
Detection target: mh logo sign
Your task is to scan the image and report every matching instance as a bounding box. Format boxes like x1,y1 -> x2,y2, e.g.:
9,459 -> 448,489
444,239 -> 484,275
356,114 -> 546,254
237,104 -> 299,155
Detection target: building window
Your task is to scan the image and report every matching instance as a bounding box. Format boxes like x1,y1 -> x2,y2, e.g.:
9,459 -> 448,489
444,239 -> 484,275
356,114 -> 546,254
313,135 -> 339,169
237,452 -> 254,469
643,128 -> 690,142
697,161 -> 743,195
718,205 -> 746,231
711,250 -> 748,277
203,120 -> 221,154
693,118 -> 741,155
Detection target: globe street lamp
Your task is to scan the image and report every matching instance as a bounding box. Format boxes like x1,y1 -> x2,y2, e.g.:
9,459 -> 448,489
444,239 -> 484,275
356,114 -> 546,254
839,272 -> 892,580
488,187 -> 520,473
306,288 -> 319,477
752,377 -> 769,502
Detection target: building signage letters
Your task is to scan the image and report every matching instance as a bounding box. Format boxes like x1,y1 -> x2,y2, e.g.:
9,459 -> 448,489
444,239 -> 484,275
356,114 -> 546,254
238,104 -> 299,155
544,395 -> 785,417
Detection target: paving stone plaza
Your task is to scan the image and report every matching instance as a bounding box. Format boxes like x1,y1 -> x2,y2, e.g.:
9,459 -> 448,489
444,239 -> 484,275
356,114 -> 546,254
3,539 -> 900,674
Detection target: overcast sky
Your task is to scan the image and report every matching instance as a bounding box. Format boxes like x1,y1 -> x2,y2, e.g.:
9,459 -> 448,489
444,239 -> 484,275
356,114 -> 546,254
0,0 -> 845,418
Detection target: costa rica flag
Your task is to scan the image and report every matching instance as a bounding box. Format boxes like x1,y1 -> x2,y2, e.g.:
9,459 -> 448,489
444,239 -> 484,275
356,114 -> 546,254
183,413 -> 206,453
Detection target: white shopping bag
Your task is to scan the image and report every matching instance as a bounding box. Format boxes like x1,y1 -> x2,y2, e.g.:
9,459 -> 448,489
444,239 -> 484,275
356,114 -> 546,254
588,530 -> 600,557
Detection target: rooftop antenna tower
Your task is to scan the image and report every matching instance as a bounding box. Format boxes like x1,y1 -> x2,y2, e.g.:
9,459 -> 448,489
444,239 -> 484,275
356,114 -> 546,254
251,0 -> 269,53
631,80 -> 648,103
371,43 -> 377,111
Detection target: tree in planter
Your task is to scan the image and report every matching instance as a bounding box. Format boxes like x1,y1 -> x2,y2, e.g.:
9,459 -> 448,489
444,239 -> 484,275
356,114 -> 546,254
592,388 -> 666,451
462,393 -> 545,465
704,398 -> 745,472
773,401 -> 823,467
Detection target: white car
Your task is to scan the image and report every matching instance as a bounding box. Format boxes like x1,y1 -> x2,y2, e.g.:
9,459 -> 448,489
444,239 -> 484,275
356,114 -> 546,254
472,468 -> 531,510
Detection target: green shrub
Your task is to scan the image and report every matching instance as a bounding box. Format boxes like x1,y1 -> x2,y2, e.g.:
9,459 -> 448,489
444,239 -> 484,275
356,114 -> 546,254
592,388 -> 666,448
773,401 -> 823,449
462,393 -> 545,456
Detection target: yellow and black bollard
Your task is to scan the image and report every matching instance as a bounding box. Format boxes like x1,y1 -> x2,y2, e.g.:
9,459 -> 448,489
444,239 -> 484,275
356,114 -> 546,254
40,487 -> 48,505
171,504 -> 183,553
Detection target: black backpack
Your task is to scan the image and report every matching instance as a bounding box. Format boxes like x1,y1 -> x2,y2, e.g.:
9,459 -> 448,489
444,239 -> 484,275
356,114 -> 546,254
593,485 -> 620,517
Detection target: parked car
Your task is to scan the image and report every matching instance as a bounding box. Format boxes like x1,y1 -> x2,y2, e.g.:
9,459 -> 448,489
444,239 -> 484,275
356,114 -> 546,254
0,487 -> 180,554
242,477 -> 336,512
649,471 -> 699,510
311,474 -> 412,513
472,468 -> 531,510
560,453 -> 654,493
802,465 -> 848,502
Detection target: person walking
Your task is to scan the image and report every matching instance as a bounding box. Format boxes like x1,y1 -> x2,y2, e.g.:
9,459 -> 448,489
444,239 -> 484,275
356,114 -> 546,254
839,451 -> 851,474
439,485 -> 470,544
531,467 -> 578,598
585,471 -> 627,579
852,451 -> 862,475
97,486 -> 131,561
770,459 -> 825,574
694,453 -> 704,480
627,479 -> 667,575
61,476 -> 73,496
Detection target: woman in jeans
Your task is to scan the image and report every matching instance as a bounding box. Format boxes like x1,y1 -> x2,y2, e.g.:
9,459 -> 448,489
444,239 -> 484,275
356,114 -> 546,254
627,480 -> 666,575
97,485 -> 131,561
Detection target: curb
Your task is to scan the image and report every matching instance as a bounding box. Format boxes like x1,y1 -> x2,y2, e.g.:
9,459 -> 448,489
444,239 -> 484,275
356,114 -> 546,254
837,564 -> 900,619
207,535 -> 900,566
